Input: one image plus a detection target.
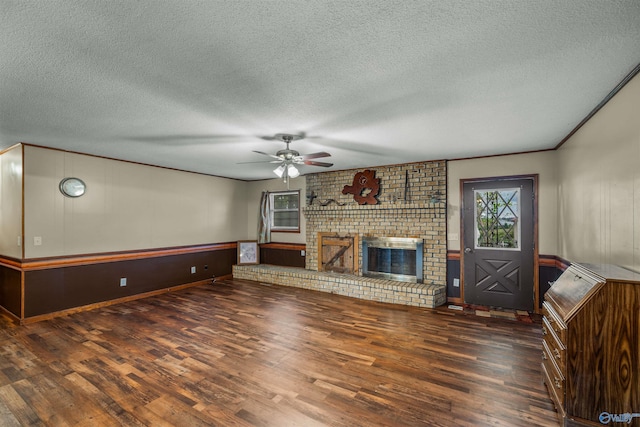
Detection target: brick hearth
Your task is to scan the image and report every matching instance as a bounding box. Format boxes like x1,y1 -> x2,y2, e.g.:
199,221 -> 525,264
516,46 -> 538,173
233,264 -> 446,308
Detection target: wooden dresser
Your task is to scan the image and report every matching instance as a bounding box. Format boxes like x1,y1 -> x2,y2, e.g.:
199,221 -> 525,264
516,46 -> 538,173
542,263 -> 640,426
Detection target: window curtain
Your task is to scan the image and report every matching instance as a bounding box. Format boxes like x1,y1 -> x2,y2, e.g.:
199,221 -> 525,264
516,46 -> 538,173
258,191 -> 271,244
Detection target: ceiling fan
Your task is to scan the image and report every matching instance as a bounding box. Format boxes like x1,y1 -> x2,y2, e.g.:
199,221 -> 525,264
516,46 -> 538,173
240,133 -> 333,186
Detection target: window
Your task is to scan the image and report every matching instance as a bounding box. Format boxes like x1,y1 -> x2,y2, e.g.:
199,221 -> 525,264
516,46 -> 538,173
269,190 -> 300,232
474,188 -> 520,250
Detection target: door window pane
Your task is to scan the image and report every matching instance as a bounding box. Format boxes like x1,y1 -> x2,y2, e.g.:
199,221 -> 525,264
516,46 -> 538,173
474,188 -> 520,250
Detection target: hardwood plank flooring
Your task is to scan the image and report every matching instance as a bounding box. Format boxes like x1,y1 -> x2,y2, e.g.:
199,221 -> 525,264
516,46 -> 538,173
0,279 -> 559,426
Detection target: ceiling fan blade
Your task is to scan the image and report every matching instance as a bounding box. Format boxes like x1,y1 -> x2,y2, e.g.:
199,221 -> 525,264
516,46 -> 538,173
252,150 -> 283,160
300,151 -> 331,160
303,160 -> 333,167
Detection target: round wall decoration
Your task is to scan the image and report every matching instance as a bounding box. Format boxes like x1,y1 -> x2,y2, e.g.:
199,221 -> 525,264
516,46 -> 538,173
59,177 -> 86,198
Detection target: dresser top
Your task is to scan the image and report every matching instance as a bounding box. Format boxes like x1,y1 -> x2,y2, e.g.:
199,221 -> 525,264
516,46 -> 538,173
546,263 -> 640,322
578,263 -> 640,284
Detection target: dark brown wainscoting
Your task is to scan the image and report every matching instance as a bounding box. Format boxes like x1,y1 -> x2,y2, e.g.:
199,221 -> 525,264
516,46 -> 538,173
538,254 -> 570,309
259,242 -> 306,268
0,243 -> 237,323
0,264 -> 22,318
446,250 -> 461,300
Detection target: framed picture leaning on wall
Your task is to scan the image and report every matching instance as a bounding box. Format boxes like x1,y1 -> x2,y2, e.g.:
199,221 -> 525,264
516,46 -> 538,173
237,241 -> 259,265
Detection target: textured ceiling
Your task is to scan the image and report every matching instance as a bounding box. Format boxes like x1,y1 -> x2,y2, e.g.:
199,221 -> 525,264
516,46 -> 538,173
2,1 -> 640,180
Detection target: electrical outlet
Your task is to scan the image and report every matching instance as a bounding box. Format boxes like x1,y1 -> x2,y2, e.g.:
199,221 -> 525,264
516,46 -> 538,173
120,278 -> 127,287
17,236 -> 21,246
453,278 -> 460,287
191,266 -> 196,274
33,236 -> 42,246
301,250 -> 306,256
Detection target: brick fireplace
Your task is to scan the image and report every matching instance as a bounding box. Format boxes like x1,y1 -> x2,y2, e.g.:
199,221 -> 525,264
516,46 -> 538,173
304,160 -> 446,286
233,160 -> 447,308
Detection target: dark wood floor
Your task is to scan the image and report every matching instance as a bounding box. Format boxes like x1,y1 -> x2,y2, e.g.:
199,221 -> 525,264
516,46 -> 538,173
0,279 -> 559,426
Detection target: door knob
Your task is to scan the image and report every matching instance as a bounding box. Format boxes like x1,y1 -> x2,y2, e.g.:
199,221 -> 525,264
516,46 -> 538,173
464,248 -> 472,253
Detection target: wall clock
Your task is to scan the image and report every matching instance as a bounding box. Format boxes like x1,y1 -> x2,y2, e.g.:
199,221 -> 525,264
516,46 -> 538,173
59,177 -> 86,198
237,241 -> 259,265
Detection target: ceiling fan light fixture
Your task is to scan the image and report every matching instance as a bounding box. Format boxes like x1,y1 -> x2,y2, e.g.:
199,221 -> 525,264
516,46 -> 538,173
273,164 -> 286,178
287,164 -> 300,178
245,133 -> 332,186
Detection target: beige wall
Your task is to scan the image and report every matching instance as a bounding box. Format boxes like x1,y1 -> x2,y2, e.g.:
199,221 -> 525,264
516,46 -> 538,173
0,145 -> 23,258
249,155 -> 561,255
23,145 -> 249,258
245,177 -> 306,244
447,151 -> 558,255
11,71 -> 638,263
557,73 -> 640,271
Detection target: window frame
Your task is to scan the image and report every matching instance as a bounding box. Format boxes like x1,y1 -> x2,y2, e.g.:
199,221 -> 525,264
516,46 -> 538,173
269,190 -> 301,233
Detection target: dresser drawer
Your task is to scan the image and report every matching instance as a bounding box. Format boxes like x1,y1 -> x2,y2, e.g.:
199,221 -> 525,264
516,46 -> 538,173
541,359 -> 565,420
542,301 -> 567,343
542,339 -> 565,402
542,316 -> 566,368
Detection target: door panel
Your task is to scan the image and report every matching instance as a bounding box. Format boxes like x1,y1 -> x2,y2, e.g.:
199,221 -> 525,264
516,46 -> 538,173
463,178 -> 534,311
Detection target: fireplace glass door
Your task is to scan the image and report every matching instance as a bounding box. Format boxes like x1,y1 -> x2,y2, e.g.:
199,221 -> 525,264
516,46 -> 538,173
368,247 -> 416,277
362,237 -> 423,283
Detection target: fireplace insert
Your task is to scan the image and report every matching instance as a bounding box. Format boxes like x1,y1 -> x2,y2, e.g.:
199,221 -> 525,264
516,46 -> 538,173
362,237 -> 423,283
